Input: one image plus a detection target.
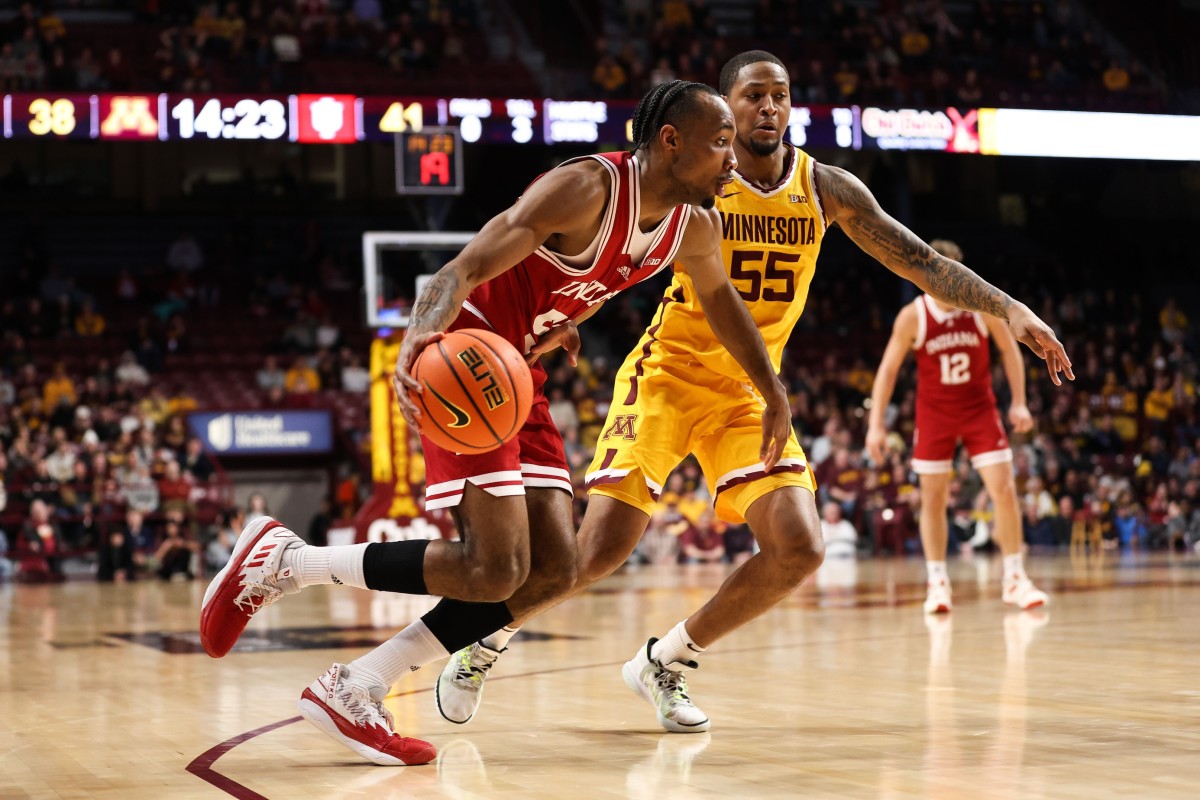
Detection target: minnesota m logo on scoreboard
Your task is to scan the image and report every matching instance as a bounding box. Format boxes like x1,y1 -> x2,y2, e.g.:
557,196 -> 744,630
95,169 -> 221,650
602,414 -> 637,441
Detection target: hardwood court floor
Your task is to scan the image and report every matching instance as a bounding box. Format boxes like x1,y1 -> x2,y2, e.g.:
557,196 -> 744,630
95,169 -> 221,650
2,551 -> 1199,800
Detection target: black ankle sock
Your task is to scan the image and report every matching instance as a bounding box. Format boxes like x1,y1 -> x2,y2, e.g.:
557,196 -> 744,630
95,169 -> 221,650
361,539 -> 430,595
421,598 -> 515,652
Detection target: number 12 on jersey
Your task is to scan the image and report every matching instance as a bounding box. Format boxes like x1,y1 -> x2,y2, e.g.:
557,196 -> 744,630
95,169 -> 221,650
939,352 -> 971,385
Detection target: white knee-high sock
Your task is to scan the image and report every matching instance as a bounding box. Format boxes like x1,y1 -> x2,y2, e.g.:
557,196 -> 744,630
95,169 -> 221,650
348,619 -> 449,690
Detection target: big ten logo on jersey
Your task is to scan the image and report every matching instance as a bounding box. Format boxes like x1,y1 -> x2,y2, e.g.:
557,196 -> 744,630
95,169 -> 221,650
456,346 -> 508,410
602,414 -> 638,441
368,517 -> 442,543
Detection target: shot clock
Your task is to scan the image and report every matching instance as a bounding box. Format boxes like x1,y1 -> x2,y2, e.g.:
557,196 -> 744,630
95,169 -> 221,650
394,127 -> 463,195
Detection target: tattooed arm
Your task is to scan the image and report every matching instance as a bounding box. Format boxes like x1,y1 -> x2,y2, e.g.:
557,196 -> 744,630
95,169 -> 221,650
393,160 -> 610,423
814,162 -> 1073,385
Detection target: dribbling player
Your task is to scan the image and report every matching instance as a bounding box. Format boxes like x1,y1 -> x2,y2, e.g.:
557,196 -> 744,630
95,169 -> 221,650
867,239 -> 1049,614
434,52 -> 1072,734
200,80 -> 794,765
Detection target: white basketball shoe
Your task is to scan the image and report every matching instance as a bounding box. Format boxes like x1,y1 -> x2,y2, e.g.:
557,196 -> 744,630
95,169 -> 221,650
1002,576 -> 1049,610
435,641 -> 504,724
199,516 -> 305,657
298,663 -> 437,766
621,638 -> 711,733
923,578 -> 953,614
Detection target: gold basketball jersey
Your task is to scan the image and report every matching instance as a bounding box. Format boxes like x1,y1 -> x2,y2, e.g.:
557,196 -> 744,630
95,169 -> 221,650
654,144 -> 826,381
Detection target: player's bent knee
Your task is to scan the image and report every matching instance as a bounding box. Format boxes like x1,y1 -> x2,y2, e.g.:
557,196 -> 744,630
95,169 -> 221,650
761,528 -> 825,582
466,555 -> 529,602
577,545 -> 625,588
781,534 -> 825,578
526,554 -> 576,599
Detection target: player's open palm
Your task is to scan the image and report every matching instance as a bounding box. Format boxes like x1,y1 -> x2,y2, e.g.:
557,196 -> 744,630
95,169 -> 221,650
1007,305 -> 1074,386
393,331 -> 445,426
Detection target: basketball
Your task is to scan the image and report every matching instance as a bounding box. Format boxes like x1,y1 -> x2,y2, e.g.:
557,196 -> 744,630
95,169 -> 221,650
409,329 -> 534,454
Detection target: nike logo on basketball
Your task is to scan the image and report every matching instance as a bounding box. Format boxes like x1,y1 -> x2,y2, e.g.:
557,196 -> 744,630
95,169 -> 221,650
426,383 -> 471,428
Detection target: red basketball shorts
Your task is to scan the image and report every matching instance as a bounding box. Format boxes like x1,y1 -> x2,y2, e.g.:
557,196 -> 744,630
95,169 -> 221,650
421,386 -> 572,510
911,404 -> 1011,475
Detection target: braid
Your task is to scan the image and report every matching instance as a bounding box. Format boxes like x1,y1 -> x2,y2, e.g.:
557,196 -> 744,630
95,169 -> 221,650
631,80 -> 719,151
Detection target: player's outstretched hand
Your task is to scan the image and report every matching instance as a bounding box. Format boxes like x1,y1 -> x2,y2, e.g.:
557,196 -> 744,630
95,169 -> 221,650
1008,403 -> 1035,434
1007,304 -> 1074,386
525,320 -> 581,367
865,426 -> 887,466
759,383 -> 791,472
393,331 -> 445,427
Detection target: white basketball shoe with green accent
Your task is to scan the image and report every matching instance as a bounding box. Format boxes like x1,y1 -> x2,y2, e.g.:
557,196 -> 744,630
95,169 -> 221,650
621,638 -> 711,733
435,641 -> 504,724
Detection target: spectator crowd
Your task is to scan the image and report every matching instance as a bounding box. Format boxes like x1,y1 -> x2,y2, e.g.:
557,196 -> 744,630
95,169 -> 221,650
591,0 -> 1166,113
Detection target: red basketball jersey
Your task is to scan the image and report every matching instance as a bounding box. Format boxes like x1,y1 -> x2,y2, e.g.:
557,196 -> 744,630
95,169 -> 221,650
912,294 -> 996,411
460,151 -> 692,355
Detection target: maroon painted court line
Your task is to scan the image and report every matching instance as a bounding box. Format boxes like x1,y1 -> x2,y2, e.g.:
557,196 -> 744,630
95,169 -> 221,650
183,665 -> 624,798
186,716 -> 302,799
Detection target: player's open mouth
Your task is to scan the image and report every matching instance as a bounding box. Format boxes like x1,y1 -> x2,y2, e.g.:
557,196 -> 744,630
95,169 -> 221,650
717,176 -> 734,195
755,123 -> 777,133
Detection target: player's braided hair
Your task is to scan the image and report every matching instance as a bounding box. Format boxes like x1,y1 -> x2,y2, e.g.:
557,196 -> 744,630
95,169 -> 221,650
630,80 -> 720,152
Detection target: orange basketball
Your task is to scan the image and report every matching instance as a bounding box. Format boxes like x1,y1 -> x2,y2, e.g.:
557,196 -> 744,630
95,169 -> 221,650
409,328 -> 534,454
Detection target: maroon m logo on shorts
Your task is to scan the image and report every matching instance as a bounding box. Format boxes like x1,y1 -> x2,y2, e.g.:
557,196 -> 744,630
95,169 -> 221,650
602,414 -> 637,441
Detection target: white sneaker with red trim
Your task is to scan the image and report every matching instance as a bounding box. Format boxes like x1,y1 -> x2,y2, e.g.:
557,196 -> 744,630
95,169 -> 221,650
923,578 -> 953,614
199,516 -> 304,658
1002,576 -> 1049,610
298,663 -> 437,766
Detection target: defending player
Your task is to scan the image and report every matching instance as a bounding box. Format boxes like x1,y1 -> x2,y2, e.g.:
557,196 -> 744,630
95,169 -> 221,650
199,81 -> 793,765
866,239 -> 1048,614
434,52 -> 1072,733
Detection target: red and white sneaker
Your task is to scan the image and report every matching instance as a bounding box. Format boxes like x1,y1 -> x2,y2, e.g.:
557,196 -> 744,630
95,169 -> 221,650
199,516 -> 304,658
298,663 -> 437,766
923,578 -> 953,614
1002,576 -> 1048,610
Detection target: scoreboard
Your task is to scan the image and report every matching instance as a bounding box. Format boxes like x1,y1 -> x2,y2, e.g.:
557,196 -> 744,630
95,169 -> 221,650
0,91 -> 866,149
3,91 -> 1197,161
